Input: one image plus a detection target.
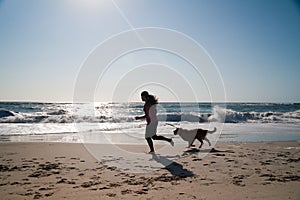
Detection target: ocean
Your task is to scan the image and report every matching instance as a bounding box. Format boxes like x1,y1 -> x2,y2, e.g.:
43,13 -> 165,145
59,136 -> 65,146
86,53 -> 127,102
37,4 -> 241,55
0,102 -> 300,143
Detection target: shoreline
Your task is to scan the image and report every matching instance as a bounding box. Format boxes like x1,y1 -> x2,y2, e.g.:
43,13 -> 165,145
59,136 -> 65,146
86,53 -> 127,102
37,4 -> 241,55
1,122 -> 300,144
0,133 -> 299,144
0,141 -> 299,199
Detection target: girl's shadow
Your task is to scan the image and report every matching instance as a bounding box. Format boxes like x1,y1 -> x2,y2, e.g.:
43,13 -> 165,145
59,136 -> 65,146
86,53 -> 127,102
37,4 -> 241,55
151,153 -> 194,178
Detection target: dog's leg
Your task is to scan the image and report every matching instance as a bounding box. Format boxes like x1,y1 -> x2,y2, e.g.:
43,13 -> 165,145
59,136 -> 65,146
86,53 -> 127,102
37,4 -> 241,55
198,139 -> 203,148
190,138 -> 196,147
188,138 -> 195,148
204,137 -> 211,146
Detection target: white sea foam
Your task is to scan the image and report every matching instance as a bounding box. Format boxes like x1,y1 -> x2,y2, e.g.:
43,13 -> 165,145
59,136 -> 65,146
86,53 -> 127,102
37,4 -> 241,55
209,106 -> 300,123
0,102 -> 300,142
1,107 -> 299,124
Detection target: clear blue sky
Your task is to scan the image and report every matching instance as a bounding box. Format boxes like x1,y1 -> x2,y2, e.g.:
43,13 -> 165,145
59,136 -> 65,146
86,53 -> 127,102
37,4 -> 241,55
0,0 -> 299,102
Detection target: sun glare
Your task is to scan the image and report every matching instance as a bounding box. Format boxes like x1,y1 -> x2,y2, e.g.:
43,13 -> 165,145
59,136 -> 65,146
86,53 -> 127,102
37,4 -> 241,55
75,0 -> 111,8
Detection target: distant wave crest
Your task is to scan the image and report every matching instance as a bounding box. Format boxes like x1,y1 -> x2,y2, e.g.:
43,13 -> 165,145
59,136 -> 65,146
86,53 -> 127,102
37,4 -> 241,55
1,106 -> 300,124
209,106 -> 300,123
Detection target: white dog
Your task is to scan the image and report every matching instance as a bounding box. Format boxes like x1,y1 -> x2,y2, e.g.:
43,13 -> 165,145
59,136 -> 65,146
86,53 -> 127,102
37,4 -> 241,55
173,127 -> 217,148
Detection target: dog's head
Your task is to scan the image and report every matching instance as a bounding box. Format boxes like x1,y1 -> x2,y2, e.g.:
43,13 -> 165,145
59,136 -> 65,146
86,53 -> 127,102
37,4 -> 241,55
173,128 -> 179,135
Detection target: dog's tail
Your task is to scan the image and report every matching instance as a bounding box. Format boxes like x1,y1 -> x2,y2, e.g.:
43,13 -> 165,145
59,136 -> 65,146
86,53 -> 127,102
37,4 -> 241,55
208,127 -> 217,134
166,123 -> 178,128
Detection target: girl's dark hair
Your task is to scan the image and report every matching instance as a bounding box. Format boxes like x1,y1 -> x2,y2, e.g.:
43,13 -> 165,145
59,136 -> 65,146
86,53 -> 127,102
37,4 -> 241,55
147,94 -> 158,105
141,91 -> 149,97
141,91 -> 158,105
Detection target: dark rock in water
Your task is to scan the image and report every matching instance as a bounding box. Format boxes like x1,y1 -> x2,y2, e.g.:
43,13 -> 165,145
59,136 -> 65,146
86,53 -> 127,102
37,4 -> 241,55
264,112 -> 273,117
33,115 -> 48,122
48,109 -> 67,115
0,110 -> 15,118
198,117 -> 207,123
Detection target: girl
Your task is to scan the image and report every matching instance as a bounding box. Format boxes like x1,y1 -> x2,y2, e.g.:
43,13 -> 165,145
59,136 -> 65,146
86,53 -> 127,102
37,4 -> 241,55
135,91 -> 174,153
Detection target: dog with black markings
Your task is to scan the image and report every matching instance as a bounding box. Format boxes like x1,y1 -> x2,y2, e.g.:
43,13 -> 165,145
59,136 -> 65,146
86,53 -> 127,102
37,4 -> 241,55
173,126 -> 217,148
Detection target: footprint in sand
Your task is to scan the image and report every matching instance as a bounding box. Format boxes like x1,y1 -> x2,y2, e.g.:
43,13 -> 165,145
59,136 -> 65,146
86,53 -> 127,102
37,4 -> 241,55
121,189 -> 133,195
106,193 -> 117,197
232,175 -> 246,187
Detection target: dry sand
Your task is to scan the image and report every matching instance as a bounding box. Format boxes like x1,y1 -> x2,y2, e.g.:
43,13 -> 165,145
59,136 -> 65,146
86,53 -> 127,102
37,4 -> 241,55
0,141 -> 299,199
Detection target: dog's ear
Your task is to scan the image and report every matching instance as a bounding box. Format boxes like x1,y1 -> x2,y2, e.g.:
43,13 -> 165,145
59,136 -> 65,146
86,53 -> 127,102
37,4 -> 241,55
173,128 -> 179,135
173,128 -> 178,135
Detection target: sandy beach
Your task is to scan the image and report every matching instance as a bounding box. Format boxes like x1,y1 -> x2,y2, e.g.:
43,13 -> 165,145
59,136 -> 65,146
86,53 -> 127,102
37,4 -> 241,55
0,141 -> 299,200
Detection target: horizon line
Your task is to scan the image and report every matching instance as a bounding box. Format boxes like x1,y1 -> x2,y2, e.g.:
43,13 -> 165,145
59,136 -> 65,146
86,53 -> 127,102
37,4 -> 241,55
0,100 -> 299,104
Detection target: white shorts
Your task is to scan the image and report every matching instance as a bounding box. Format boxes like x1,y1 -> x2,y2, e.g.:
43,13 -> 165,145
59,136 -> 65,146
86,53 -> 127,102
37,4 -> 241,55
145,121 -> 158,139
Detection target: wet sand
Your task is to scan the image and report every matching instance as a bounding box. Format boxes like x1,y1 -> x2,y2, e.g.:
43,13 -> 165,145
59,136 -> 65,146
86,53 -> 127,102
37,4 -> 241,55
0,141 -> 299,199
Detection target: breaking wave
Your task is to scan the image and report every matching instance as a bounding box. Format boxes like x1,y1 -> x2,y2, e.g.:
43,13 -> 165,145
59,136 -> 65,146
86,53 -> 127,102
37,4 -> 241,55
209,106 -> 300,123
1,106 -> 300,124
